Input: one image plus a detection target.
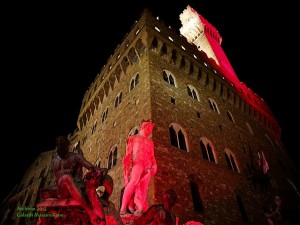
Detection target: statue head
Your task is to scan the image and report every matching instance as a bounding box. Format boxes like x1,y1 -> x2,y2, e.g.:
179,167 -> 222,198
140,120 -> 155,136
55,136 -> 70,158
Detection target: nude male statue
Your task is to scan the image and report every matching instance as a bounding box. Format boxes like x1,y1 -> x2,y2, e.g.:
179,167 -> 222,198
120,120 -> 157,216
52,136 -> 106,225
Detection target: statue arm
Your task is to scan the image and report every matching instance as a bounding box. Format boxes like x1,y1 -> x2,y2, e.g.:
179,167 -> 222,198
77,154 -> 95,170
149,142 -> 157,175
123,136 -> 134,185
150,154 -> 157,175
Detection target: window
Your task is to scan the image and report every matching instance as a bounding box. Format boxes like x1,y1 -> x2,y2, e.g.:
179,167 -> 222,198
160,43 -> 167,57
171,49 -> 177,64
82,135 -> 87,146
151,37 -> 158,49
169,123 -> 188,151
199,138 -> 216,163
135,39 -> 146,56
265,134 -> 275,150
163,70 -> 176,87
108,146 -> 118,170
197,68 -> 202,80
180,57 -> 186,69
121,56 -> 130,72
95,158 -> 101,168
72,141 -> 83,154
171,97 -> 176,104
102,108 -> 109,123
190,181 -> 204,213
188,174 -> 204,214
114,92 -> 123,108
128,126 -> 139,136
224,148 -> 239,172
187,85 -> 199,101
212,79 -> 217,91
130,73 -> 139,91
236,194 -> 248,222
188,63 -> 194,76
226,111 -> 235,122
91,121 -> 97,134
245,122 -> 254,135
208,98 -> 220,114
128,47 -> 139,64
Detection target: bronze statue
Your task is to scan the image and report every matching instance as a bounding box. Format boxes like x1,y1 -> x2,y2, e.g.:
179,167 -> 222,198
37,136 -> 107,225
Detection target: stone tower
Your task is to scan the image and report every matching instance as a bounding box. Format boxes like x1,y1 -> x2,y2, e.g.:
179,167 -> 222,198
1,5 -> 299,225
66,6 -> 299,224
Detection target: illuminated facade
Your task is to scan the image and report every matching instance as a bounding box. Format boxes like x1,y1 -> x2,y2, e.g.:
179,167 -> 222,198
1,6 -> 299,225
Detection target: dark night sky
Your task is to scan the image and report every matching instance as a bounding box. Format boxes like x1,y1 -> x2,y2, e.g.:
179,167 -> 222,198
1,1 -> 298,203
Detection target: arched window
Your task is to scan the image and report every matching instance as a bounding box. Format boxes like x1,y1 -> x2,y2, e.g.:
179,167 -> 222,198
208,98 -> 220,114
108,145 -> 118,170
128,126 -> 139,137
190,181 -> 204,213
128,47 -> 139,64
224,148 -> 239,172
180,56 -> 186,69
188,63 -> 194,76
171,49 -> 177,65
188,174 -> 204,214
169,123 -> 188,151
265,134 -> 275,150
114,92 -> 123,108
82,135 -> 87,146
199,137 -> 216,163
130,73 -> 139,91
162,70 -> 176,87
236,193 -> 248,222
91,120 -> 97,134
226,111 -> 235,122
160,43 -> 167,57
245,122 -> 254,135
102,108 -> 109,123
212,79 -> 217,91
95,158 -> 101,168
187,85 -> 199,101
72,141 -> 83,155
197,68 -> 202,80
121,56 -> 130,72
135,39 -> 146,56
150,37 -> 158,50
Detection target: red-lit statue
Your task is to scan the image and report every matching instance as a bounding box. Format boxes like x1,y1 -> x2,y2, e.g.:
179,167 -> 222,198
120,120 -> 157,216
36,136 -> 109,225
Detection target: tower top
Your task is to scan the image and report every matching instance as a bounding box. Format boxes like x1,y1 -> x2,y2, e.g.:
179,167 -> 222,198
179,5 -> 238,84
179,5 -> 279,134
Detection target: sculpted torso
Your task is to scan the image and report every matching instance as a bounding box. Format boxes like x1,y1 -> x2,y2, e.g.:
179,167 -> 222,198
53,153 -> 83,181
130,135 -> 154,166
